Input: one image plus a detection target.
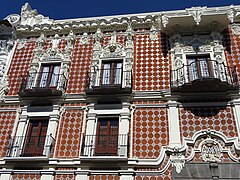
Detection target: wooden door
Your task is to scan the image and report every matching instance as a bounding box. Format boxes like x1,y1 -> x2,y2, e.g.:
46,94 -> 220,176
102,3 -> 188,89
95,118 -> 119,156
22,119 -> 48,156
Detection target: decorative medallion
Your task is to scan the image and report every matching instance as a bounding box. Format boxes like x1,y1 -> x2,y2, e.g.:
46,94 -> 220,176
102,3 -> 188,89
201,139 -> 222,162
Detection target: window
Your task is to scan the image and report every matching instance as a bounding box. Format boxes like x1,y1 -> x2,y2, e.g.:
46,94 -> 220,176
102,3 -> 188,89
21,119 -> 48,157
187,55 -> 212,81
38,64 -> 61,88
101,61 -> 122,86
94,117 -> 119,156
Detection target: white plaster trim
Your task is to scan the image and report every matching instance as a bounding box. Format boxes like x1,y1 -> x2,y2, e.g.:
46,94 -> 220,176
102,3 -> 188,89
134,104 -> 167,108
0,108 -> 18,112
167,100 -> 181,147
231,99 -> 240,141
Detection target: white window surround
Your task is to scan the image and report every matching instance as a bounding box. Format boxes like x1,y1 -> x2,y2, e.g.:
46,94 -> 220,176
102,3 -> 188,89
95,58 -> 127,88
27,60 -> 68,93
83,102 -> 131,157
9,105 -> 60,157
170,32 -> 229,86
90,28 -> 134,90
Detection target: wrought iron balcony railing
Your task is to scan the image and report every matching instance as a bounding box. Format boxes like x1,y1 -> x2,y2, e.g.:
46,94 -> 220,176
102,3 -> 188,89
86,68 -> 132,94
19,71 -> 67,97
81,134 -> 128,157
6,135 -> 54,157
170,59 -> 239,92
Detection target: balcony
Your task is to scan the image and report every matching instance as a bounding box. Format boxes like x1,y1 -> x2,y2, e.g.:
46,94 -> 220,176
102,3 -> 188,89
86,68 -> 132,95
6,135 -> 54,158
81,134 -> 128,157
171,59 -> 239,93
19,72 -> 67,97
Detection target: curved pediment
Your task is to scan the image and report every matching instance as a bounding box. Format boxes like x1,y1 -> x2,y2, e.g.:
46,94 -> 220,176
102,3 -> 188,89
100,42 -> 125,58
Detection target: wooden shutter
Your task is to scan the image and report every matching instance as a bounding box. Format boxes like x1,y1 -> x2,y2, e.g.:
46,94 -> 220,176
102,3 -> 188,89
22,119 -> 48,157
95,117 -> 119,156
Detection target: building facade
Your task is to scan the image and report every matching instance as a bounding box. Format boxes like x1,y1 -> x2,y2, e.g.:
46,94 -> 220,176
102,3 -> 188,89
0,3 -> 240,180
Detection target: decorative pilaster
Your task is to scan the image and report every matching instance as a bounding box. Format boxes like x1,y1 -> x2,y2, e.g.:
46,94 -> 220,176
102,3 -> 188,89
75,169 -> 89,180
119,169 -> 134,180
167,100 -> 181,148
84,103 -> 97,156
232,99 -> 240,141
41,170 -> 54,180
0,170 -> 12,180
119,103 -> 131,157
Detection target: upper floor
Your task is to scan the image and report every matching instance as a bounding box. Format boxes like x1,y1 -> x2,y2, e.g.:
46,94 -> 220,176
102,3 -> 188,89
1,3 -> 240,103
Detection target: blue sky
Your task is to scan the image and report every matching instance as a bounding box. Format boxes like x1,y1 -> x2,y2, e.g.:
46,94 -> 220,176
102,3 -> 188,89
1,0 -> 240,20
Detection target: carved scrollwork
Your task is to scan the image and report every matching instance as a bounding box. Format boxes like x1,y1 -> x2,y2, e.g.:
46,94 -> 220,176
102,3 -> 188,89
170,154 -> 185,174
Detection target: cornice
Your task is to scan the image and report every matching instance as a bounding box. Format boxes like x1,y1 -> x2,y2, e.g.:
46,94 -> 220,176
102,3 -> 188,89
13,3 -> 240,37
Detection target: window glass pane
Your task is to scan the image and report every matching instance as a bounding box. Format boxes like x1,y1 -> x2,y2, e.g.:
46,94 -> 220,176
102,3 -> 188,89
114,63 -> 122,84
49,65 -> 60,87
188,59 -> 198,81
39,66 -> 49,87
102,63 -> 111,85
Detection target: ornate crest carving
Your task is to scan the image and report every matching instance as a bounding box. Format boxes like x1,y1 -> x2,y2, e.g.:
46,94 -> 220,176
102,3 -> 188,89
186,7 -> 207,25
80,32 -> 89,45
201,139 -> 222,163
101,41 -> 124,59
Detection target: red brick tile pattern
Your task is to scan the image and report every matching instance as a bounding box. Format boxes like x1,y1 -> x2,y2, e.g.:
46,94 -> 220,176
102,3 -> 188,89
223,29 -> 240,76
135,167 -> 172,180
54,174 -> 75,180
0,111 -> 16,157
12,174 -> 41,180
89,175 -> 120,180
67,38 -> 93,94
54,109 -> 83,158
134,33 -> 170,91
133,108 -> 169,159
179,106 -> 238,138
7,42 -> 35,96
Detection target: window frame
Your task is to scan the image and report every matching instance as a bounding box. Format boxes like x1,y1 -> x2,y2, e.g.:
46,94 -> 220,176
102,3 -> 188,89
100,60 -> 123,86
21,118 -> 49,157
94,116 -> 119,156
37,63 -> 61,89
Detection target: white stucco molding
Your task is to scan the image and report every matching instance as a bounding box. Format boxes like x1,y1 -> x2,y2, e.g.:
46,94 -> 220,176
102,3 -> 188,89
231,23 -> 240,35
134,129 -> 240,173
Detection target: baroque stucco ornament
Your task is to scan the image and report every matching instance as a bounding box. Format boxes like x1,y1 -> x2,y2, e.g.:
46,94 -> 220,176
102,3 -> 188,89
89,26 -> 134,88
170,153 -> 185,174
231,24 -> 240,35
201,139 -> 222,163
20,3 -> 53,26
